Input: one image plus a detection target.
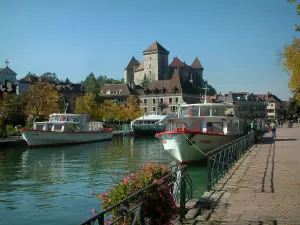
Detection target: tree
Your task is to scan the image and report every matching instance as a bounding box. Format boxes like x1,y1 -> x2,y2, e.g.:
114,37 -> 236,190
98,100 -> 119,121
83,73 -> 99,93
0,93 -> 26,137
40,72 -> 59,83
124,95 -> 143,120
74,93 -> 99,120
288,0 -> 300,31
65,77 -> 71,84
25,83 -> 61,119
283,38 -> 300,102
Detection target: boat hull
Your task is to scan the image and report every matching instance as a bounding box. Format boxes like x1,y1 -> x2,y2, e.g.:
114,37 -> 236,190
155,131 -> 240,163
21,129 -> 113,147
131,124 -> 165,136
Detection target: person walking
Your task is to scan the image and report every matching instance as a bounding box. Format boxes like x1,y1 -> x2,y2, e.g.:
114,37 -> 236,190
270,122 -> 276,141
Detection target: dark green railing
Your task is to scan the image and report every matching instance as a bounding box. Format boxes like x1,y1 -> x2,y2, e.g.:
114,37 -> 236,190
206,132 -> 256,191
79,165 -> 192,225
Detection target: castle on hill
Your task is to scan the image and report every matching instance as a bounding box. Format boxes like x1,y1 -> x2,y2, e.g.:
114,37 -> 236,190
123,41 -> 204,88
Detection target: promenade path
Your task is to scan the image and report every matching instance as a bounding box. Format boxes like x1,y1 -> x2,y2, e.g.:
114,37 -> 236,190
186,125 -> 300,225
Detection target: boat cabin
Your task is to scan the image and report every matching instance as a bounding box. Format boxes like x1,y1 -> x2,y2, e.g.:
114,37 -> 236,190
33,113 -> 105,132
166,103 -> 245,136
178,103 -> 235,117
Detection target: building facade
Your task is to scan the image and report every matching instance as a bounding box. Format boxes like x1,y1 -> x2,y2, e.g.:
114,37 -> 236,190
219,92 -> 267,119
256,93 -> 285,119
0,63 -> 18,97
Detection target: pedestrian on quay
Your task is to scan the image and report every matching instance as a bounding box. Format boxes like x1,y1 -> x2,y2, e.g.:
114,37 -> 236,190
270,122 -> 276,141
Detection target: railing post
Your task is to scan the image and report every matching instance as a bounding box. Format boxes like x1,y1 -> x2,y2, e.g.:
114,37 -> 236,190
98,214 -> 104,225
207,154 -> 212,191
139,191 -> 145,225
180,170 -> 186,218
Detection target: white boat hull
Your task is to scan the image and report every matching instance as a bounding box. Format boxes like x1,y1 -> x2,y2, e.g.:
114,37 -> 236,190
156,131 -> 240,163
21,129 -> 113,147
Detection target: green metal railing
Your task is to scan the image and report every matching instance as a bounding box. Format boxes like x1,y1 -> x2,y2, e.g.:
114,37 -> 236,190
79,165 -> 192,225
206,132 -> 256,191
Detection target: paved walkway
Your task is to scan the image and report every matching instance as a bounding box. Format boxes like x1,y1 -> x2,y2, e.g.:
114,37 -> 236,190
185,126 -> 300,225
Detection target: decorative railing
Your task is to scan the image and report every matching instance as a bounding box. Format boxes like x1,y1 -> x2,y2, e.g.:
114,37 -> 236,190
206,132 -> 256,191
79,165 -> 192,225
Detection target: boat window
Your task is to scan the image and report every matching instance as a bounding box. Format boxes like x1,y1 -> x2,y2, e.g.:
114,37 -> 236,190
52,124 -> 63,131
200,107 -> 210,116
66,124 -> 81,132
207,122 -> 223,133
35,124 -> 44,130
182,106 -> 200,117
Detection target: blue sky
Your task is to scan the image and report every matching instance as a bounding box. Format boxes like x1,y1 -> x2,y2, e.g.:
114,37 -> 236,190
0,0 -> 299,100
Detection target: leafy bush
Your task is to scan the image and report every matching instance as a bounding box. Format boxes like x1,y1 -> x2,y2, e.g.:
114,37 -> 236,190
96,163 -> 177,225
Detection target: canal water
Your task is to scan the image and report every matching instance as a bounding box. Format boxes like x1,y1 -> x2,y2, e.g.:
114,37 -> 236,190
0,137 -> 207,225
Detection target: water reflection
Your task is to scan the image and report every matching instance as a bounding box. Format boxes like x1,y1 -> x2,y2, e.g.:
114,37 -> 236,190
0,137 -> 206,225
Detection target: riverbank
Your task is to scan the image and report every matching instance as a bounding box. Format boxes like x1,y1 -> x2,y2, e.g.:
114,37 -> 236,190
182,126 -> 300,224
0,136 -> 26,148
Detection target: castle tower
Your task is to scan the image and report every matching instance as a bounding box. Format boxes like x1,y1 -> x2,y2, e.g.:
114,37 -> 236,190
142,41 -> 169,81
190,57 -> 204,86
124,56 -> 139,84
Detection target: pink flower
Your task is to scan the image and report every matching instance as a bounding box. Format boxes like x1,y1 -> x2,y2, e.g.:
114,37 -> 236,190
160,178 -> 164,183
123,179 -> 129,185
153,179 -> 159,184
91,209 -> 95,214
156,218 -> 161,223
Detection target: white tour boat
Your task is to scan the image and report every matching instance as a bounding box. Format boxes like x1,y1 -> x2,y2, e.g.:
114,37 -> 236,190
131,111 -> 177,136
20,113 -> 113,147
155,103 -> 247,163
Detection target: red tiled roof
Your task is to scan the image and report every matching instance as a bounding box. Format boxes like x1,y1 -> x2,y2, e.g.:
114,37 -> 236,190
100,84 -> 131,95
169,57 -> 186,68
135,60 -> 144,72
190,57 -> 203,69
143,41 -> 169,53
124,56 -> 140,71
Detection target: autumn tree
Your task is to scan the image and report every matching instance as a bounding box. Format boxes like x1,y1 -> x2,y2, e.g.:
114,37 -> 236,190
74,93 -> 99,120
0,93 -> 26,137
288,0 -> 300,31
124,95 -> 143,120
282,38 -> 300,102
25,82 -> 61,120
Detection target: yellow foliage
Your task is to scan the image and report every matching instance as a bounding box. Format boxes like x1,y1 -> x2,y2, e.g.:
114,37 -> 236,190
74,93 -> 99,120
0,93 -> 25,120
283,38 -> 300,102
25,82 -> 61,118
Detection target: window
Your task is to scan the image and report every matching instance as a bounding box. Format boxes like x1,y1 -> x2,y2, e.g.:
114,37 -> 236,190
175,97 -> 178,103
149,64 -> 151,68
153,98 -> 156,104
169,98 -> 172,104
160,98 -> 163,103
144,107 -> 147,112
149,71 -> 152,75
149,57 -> 151,60
153,106 -> 156,111
171,106 -> 176,112
144,99 -> 147,104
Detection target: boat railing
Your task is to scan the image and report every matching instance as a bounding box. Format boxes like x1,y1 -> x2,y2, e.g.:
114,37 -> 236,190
79,164 -> 192,225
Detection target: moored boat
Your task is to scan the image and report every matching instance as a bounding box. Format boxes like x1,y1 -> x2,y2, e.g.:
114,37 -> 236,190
131,112 -> 177,136
155,103 -> 247,163
21,113 -> 113,147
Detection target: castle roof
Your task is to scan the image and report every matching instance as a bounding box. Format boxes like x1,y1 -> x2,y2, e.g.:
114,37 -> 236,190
124,56 -> 140,71
135,60 -> 144,72
190,57 -> 203,69
143,41 -> 169,53
169,57 -> 186,68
